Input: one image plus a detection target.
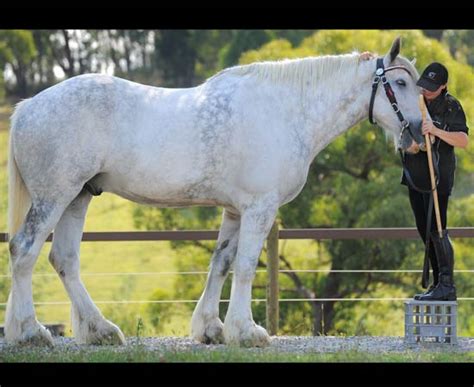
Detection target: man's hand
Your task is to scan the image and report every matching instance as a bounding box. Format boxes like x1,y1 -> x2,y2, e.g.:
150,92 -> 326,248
422,119 -> 440,137
421,119 -> 437,148
359,51 -> 375,61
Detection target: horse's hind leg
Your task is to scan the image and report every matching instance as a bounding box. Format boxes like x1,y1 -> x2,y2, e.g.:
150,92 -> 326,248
191,209 -> 240,344
48,189 -> 125,345
5,198 -> 74,346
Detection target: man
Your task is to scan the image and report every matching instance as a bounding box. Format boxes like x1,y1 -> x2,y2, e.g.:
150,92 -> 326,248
359,52 -> 469,300
402,62 -> 468,301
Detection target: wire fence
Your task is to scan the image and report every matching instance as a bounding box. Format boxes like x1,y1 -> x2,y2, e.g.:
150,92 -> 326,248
1,227 -> 473,332
1,268 -> 474,280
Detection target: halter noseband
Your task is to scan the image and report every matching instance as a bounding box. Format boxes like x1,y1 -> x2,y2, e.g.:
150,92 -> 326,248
368,58 -> 415,142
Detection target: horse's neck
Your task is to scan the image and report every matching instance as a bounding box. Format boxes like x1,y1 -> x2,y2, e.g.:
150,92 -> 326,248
304,64 -> 373,161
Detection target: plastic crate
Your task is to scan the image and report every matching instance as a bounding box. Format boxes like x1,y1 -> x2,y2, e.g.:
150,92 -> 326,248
405,300 -> 457,344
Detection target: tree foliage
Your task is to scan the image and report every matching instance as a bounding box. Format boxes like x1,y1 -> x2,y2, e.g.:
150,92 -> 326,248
0,30 -> 37,97
133,30 -> 474,336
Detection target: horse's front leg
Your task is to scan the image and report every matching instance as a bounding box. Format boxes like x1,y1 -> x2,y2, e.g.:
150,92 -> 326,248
191,209 -> 240,344
223,196 -> 278,347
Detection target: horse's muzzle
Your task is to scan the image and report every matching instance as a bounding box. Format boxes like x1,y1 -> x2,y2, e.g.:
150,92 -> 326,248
398,120 -> 424,154
398,131 -> 421,154
404,140 -> 421,154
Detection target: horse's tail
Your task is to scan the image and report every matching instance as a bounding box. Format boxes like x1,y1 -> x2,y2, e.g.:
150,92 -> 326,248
8,100 -> 31,241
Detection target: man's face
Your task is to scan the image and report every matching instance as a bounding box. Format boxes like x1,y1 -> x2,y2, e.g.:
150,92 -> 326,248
421,83 -> 447,101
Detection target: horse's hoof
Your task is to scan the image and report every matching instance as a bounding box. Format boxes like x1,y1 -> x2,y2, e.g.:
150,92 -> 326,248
223,321 -> 271,348
191,317 -> 225,345
77,318 -> 126,345
7,323 -> 54,347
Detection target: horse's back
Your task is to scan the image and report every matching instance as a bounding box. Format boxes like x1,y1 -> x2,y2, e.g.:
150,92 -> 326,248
10,71 -> 303,210
9,74 -> 140,191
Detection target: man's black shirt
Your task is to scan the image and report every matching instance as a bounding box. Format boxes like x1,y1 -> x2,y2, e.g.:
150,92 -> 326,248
401,89 -> 469,195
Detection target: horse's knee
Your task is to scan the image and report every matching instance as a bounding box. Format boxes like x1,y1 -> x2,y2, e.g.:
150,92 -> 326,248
48,250 -> 79,278
9,200 -> 57,271
221,256 -> 233,277
48,251 -> 65,277
234,255 -> 259,282
212,239 -> 238,277
9,234 -> 36,274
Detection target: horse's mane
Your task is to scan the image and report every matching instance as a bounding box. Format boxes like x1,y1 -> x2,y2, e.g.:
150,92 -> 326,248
208,53 -> 419,91
209,54 -> 362,90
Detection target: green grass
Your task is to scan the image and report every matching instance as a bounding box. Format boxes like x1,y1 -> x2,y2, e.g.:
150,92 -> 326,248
1,344 -> 473,362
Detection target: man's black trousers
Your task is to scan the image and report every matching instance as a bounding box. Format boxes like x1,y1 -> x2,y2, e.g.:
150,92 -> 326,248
408,188 -> 449,285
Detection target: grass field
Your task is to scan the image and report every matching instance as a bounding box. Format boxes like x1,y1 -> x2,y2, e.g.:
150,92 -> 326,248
1,335 -> 473,362
2,346 -> 473,363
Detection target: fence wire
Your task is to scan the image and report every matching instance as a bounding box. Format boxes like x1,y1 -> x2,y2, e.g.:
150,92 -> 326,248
0,269 -> 474,279
1,298 -> 474,308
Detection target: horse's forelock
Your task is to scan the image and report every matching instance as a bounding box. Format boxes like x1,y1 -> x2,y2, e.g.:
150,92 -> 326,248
394,56 -> 420,80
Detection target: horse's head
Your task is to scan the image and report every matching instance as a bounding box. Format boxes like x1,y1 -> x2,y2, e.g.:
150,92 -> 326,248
368,37 -> 426,154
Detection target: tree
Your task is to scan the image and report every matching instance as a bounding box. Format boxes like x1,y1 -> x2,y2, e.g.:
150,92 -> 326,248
422,30 -> 445,41
0,30 -> 37,97
31,31 -> 56,92
154,30 -> 198,87
218,30 -> 275,69
442,30 -> 474,67
132,29 -> 474,337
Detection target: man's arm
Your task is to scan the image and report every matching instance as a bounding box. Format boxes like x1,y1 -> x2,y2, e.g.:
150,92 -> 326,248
422,120 -> 469,148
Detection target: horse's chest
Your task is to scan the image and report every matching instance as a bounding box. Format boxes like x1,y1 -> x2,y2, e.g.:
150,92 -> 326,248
279,168 -> 309,205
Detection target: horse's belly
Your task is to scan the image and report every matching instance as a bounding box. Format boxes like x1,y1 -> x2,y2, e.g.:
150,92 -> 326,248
114,190 -> 222,208
91,172 -> 228,208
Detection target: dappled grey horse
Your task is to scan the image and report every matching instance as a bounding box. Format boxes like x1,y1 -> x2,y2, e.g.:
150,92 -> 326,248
5,37 -> 425,347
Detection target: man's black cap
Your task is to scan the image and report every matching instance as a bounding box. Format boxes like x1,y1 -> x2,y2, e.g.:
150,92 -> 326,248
417,62 -> 448,92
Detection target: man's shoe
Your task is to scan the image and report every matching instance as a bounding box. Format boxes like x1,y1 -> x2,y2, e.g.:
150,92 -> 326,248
414,283 -> 436,300
417,231 -> 457,301
416,275 -> 457,301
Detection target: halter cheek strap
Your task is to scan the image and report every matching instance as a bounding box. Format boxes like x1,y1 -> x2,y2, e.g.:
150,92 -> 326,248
369,58 -> 413,139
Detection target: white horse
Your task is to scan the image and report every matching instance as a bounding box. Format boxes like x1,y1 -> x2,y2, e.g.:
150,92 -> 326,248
5,37 -> 424,347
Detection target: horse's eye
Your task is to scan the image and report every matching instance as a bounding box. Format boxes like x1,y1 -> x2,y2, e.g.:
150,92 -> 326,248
396,79 -> 406,87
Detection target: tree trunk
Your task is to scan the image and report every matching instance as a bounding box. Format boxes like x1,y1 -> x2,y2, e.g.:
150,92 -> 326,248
61,29 -> 75,77
155,30 -> 196,87
12,63 -> 28,97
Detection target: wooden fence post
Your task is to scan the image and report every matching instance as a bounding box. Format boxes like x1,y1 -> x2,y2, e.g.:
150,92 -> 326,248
266,220 -> 279,336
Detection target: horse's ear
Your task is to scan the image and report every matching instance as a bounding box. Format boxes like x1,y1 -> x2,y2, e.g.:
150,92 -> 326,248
388,36 -> 401,63
411,57 -> 417,66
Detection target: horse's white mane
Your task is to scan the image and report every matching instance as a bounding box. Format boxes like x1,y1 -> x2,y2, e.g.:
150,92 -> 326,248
210,53 -> 419,91
210,54 -> 363,90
